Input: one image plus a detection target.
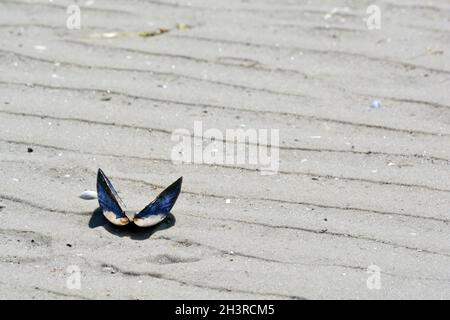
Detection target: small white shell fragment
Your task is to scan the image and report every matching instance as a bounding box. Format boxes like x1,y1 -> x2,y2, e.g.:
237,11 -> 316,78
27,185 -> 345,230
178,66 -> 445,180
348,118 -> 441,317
370,100 -> 381,109
79,190 -> 98,200
225,199 -> 231,204
34,45 -> 47,51
102,32 -> 118,38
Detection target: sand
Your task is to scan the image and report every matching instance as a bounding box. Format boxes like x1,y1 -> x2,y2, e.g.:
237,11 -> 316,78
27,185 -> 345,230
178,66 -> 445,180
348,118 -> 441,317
0,0 -> 449,299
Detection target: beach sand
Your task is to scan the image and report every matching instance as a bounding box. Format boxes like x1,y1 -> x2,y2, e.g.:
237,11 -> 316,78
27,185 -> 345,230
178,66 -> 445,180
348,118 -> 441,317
0,0 -> 449,299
